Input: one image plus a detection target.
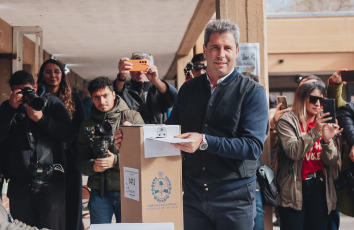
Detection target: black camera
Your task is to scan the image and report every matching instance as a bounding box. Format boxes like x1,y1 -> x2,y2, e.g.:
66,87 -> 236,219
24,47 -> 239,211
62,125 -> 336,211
28,162 -> 53,193
85,120 -> 114,158
85,120 -> 114,198
334,165 -> 354,190
184,62 -> 193,80
193,63 -> 206,71
17,87 -> 46,111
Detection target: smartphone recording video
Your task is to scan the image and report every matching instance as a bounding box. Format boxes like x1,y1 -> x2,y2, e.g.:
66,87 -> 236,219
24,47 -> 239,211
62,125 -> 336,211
341,70 -> 354,83
128,59 -> 149,72
323,98 -> 336,123
277,96 -> 288,110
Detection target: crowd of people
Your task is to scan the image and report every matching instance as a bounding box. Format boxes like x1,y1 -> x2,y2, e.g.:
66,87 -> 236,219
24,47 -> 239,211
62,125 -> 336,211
0,19 -> 353,230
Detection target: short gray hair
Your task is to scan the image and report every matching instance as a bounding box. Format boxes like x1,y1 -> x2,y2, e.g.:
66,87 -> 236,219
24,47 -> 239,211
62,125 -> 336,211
130,52 -> 154,65
204,19 -> 240,47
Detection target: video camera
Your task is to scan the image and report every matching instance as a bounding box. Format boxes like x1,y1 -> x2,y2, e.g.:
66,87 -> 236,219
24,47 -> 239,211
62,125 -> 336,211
85,120 -> 114,197
184,62 -> 207,81
17,87 -> 46,111
85,120 -> 114,158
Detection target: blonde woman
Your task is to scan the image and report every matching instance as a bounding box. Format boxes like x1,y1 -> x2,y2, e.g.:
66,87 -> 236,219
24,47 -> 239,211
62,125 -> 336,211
276,81 -> 342,230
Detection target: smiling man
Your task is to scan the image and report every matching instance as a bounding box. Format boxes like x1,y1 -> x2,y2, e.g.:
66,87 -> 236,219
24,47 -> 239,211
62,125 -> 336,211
166,20 -> 269,230
76,76 -> 143,224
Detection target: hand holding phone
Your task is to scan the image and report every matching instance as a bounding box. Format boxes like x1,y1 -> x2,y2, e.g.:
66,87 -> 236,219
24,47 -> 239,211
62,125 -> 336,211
341,70 -> 354,84
323,98 -> 336,123
128,59 -> 149,72
277,96 -> 288,110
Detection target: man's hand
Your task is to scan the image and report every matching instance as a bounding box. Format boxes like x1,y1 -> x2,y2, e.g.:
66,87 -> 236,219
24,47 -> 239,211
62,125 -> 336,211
9,89 -> 23,109
25,104 -> 43,122
171,132 -> 203,153
118,57 -> 132,80
114,121 -> 132,149
350,145 -> 354,162
146,64 -> 167,93
331,68 -> 348,85
146,65 -> 159,83
93,150 -> 115,172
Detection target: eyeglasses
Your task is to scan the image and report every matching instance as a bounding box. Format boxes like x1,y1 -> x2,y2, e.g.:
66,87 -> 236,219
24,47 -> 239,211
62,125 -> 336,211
309,95 -> 324,106
44,69 -> 61,75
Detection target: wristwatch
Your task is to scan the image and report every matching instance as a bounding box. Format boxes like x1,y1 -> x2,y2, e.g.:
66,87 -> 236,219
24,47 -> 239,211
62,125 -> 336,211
199,134 -> 208,151
116,73 -> 126,82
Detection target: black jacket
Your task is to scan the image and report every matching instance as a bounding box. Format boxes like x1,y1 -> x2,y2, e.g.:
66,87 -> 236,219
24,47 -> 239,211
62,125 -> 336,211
114,79 -> 177,124
337,102 -> 354,146
167,71 -> 268,185
0,95 -> 74,192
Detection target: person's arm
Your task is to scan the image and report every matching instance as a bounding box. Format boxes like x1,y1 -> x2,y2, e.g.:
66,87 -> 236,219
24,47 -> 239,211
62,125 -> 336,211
337,103 -> 354,146
327,69 -> 348,108
277,117 -> 321,161
172,87 -> 269,160
114,58 -> 131,92
205,87 -> 269,160
35,96 -> 75,143
0,101 -> 17,142
154,82 -> 178,112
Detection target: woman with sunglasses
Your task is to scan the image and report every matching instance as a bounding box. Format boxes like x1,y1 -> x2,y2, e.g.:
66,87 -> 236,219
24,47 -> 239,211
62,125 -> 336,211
38,59 -> 85,230
276,81 -> 342,230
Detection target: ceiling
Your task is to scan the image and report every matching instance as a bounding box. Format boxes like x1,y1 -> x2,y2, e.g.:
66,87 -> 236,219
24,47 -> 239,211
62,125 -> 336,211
0,0 -> 201,80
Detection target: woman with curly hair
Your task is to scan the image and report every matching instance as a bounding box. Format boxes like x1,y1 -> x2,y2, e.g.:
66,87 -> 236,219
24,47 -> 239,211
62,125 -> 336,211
38,59 -> 84,230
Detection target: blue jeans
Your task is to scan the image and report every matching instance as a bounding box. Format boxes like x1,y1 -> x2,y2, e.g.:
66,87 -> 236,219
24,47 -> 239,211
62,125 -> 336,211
88,189 -> 121,224
253,190 -> 265,230
183,178 -> 256,230
328,210 -> 340,230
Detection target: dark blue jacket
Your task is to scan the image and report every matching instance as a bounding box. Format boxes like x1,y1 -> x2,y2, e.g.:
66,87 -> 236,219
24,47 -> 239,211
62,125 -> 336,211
167,69 -> 268,187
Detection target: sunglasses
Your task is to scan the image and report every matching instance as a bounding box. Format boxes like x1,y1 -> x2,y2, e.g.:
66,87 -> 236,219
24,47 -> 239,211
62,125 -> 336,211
309,95 -> 324,105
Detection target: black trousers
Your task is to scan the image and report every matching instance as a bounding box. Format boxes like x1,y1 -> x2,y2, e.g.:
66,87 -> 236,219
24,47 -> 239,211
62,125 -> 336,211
278,177 -> 328,230
183,178 -> 256,230
8,180 -> 66,230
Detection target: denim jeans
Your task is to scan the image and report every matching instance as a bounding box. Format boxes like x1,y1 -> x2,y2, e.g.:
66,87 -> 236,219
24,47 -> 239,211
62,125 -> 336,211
278,177 -> 328,230
253,190 -> 265,230
328,210 -> 340,230
88,189 -> 121,224
183,178 -> 256,230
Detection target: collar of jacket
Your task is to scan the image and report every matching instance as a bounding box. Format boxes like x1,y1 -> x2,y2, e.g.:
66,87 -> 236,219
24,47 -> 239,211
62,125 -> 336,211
130,80 -> 153,92
90,95 -> 130,121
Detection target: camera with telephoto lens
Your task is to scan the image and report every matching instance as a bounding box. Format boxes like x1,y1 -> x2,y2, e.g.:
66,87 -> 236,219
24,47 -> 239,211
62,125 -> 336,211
17,87 -> 46,111
334,163 -> 354,190
28,162 -> 53,193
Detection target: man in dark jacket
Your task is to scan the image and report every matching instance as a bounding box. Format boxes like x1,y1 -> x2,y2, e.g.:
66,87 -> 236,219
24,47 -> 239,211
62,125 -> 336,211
166,20 -> 268,230
0,70 -> 74,230
76,77 -> 143,224
114,52 -> 177,124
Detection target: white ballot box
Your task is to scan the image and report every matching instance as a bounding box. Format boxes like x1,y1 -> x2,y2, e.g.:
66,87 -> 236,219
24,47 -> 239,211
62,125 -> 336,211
119,125 -> 185,230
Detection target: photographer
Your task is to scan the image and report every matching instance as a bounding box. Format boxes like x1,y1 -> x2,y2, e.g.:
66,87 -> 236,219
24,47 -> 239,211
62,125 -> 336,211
0,70 -> 74,229
114,52 -> 177,124
184,53 -> 207,81
76,77 -> 143,224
